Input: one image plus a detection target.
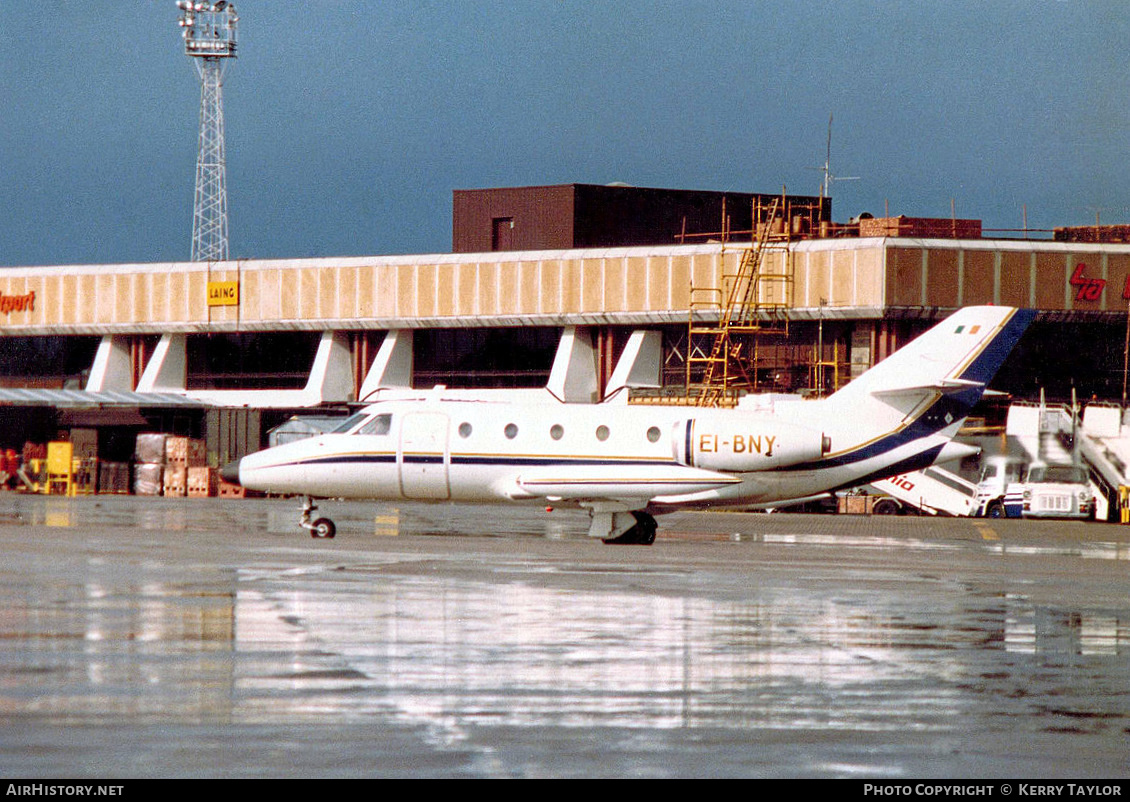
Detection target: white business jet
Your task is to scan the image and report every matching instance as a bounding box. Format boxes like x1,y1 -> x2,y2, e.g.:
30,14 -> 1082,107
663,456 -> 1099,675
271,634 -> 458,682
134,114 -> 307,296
222,306 -> 1033,544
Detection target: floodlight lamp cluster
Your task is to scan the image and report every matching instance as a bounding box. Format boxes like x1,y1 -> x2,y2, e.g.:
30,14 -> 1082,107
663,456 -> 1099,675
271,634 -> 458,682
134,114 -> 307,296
176,1 -> 238,58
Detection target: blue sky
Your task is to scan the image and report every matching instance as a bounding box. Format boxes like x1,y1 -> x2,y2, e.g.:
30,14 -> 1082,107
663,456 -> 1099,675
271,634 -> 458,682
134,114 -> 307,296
2,1 -> 1128,266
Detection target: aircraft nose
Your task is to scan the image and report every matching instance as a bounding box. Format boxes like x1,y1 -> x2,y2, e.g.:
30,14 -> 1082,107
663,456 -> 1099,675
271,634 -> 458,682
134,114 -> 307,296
220,459 -> 242,486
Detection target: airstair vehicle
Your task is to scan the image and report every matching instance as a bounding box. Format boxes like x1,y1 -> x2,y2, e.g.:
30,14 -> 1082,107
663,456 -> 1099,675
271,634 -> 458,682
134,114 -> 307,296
1076,403 -> 1130,521
874,398 -> 1130,521
861,396 -> 1130,520
869,465 -> 979,517
962,397 -> 1130,521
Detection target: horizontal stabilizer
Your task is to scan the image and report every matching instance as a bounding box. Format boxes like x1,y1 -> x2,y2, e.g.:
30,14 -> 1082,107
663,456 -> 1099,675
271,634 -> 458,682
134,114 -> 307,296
514,463 -> 741,500
871,378 -> 985,398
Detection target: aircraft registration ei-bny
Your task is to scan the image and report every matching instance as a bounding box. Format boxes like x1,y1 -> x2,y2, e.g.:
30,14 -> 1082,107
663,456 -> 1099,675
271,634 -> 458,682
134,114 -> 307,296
221,306 -> 1034,545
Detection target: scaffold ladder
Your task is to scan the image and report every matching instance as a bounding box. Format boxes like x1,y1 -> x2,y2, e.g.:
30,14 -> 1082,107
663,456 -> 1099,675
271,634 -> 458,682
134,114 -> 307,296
686,196 -> 794,406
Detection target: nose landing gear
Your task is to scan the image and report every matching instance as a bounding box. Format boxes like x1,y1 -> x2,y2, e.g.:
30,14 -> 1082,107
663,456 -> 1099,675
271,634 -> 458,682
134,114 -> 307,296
300,496 -> 336,539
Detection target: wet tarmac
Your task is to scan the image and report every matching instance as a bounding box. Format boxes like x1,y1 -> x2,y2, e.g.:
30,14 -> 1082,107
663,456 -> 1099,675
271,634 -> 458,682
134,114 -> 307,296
1,494 -> 1129,778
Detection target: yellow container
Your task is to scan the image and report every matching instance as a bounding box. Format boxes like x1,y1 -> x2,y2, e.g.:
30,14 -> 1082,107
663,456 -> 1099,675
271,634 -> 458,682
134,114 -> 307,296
46,442 -> 74,496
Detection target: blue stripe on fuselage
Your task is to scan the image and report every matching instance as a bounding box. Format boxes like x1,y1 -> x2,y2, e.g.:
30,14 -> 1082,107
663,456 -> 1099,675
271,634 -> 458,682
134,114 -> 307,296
296,454 -> 396,466
267,454 -> 682,470
804,389 -> 976,470
825,444 -> 945,493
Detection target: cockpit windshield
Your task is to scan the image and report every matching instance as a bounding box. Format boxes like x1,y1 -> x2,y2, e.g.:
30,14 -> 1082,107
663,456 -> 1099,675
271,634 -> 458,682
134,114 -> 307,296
330,412 -> 393,436
358,413 -> 392,436
330,413 -> 369,434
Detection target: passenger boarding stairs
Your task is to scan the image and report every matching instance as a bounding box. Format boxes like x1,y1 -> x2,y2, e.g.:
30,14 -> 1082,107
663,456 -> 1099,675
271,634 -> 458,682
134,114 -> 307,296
1004,401 -> 1130,521
869,466 -> 978,516
864,401 -> 1130,519
1077,405 -> 1130,520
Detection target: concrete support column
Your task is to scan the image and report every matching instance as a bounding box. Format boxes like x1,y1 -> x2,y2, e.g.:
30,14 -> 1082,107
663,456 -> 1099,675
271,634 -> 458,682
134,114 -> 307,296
135,334 -> 187,393
304,331 -> 354,403
604,330 -> 662,400
546,327 -> 599,403
875,320 -> 899,364
358,330 -> 414,403
86,335 -> 135,392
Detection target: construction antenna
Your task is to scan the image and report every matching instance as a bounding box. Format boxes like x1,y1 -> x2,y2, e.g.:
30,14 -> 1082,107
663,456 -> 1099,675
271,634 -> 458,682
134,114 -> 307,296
812,114 -> 858,200
176,1 -> 238,262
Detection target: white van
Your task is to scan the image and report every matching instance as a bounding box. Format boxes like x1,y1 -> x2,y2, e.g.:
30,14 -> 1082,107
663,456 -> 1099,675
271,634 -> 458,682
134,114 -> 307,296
972,457 -> 1094,520
972,457 -> 1025,518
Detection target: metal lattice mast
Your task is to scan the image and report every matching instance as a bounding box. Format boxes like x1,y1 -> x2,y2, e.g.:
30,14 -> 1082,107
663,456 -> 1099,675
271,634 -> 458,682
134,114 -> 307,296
176,2 -> 239,262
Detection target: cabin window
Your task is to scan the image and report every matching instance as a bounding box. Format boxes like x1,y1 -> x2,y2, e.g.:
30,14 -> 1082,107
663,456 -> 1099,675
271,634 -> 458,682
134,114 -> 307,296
331,412 -> 368,434
358,414 -> 392,436
550,424 -> 564,440
647,426 -> 661,443
595,425 -> 610,442
505,423 -> 519,439
458,422 -> 472,438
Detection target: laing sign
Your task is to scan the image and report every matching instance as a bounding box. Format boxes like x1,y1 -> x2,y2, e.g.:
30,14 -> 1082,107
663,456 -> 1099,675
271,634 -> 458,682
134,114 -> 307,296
207,281 -> 239,307
0,291 -> 34,315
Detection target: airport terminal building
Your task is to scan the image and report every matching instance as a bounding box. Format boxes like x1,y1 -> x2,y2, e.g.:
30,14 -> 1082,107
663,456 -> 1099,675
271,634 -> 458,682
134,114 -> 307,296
1,183 -> 1129,469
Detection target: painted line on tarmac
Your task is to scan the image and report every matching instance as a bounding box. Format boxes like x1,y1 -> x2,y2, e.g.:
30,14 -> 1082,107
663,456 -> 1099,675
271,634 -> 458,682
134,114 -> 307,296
975,523 -> 999,541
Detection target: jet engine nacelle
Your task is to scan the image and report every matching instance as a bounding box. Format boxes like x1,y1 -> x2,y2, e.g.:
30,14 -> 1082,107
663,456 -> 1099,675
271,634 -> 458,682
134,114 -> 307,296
673,418 -> 830,472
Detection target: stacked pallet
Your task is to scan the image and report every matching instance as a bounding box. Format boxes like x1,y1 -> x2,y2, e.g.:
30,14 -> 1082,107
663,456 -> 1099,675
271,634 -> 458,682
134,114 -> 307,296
217,478 -> 245,498
132,434 -> 217,497
133,434 -> 169,496
165,436 -> 210,497
166,436 -> 206,466
98,462 -> 131,494
187,466 -> 217,497
163,466 -> 187,497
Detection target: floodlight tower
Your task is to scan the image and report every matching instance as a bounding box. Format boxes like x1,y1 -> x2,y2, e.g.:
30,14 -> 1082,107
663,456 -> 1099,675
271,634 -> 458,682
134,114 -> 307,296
176,1 -> 238,262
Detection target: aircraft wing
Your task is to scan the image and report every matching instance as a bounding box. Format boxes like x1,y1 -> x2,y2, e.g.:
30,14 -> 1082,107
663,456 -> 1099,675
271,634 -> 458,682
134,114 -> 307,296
511,463 -> 742,501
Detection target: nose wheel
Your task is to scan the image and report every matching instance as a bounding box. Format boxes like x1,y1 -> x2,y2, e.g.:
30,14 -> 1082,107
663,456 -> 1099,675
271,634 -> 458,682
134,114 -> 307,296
299,497 -> 336,539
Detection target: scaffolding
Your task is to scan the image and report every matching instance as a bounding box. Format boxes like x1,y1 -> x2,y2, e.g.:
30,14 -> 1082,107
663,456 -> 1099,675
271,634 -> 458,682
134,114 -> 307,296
809,335 -> 850,396
685,194 -> 806,406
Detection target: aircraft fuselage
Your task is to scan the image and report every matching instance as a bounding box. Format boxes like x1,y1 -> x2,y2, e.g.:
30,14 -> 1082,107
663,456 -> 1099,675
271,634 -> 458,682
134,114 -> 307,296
226,305 -> 1035,543
235,393 -> 953,510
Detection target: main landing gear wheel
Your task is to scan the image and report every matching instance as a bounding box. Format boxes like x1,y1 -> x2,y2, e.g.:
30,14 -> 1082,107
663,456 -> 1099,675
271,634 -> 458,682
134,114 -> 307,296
299,497 -> 337,539
602,511 -> 658,545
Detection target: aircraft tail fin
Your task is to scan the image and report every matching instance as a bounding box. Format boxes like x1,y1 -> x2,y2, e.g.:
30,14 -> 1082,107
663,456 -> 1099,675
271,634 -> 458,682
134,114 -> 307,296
829,306 -> 1033,411
810,307 -> 1033,468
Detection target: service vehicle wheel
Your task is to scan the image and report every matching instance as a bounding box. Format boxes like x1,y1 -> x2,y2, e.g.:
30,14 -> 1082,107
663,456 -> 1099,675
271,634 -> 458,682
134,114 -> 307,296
872,499 -> 900,515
